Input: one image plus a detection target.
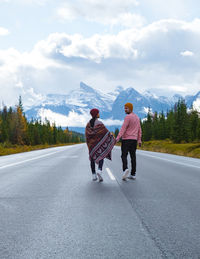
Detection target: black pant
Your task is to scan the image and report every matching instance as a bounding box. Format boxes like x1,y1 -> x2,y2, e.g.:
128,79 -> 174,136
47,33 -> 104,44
121,139 -> 137,175
90,159 -> 104,174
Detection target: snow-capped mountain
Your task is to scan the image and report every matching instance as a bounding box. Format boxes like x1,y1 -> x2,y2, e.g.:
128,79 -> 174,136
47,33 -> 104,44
66,82 -> 116,113
185,91 -> 200,111
111,88 -> 174,120
25,82 -> 117,126
25,82 -> 200,129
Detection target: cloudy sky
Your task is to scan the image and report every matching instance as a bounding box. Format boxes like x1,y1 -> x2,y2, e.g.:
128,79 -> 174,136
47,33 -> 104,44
1,0 -> 200,107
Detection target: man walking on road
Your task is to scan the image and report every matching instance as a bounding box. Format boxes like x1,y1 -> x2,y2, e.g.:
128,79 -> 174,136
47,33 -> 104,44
116,103 -> 142,180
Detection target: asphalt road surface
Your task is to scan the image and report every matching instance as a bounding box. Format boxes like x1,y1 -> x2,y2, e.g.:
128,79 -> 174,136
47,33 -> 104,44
0,144 -> 200,259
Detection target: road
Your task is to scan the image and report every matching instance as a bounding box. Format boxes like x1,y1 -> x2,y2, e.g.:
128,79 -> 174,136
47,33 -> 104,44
0,144 -> 200,259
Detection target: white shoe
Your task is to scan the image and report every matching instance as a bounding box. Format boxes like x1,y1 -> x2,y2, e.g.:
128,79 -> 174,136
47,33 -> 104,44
97,170 -> 103,182
92,174 -> 97,181
127,174 -> 136,180
122,169 -> 129,180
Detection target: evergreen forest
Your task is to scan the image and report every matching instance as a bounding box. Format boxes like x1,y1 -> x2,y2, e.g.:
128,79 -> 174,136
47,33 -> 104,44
0,97 -> 84,147
141,99 -> 200,143
114,99 -> 200,144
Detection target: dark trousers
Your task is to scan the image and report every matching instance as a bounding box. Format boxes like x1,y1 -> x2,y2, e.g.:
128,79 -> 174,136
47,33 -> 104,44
121,139 -> 137,175
90,159 -> 104,174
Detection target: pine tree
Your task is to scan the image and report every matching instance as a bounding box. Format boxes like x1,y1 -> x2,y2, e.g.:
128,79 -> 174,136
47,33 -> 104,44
172,100 -> 189,143
143,111 -> 152,141
189,110 -> 199,141
0,106 -> 9,142
196,115 -> 200,140
152,112 -> 159,139
53,123 -> 57,144
13,105 -> 28,144
158,111 -> 166,140
0,114 -> 2,142
18,96 -> 23,113
114,128 -> 119,138
166,110 -> 174,139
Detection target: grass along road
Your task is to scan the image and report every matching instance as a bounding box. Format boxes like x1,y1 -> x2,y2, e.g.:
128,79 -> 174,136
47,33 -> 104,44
139,140 -> 200,159
1,140 -> 200,159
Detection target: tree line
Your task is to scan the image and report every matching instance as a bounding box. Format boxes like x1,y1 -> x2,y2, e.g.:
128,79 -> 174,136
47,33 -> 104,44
0,97 -> 84,146
141,99 -> 200,143
114,99 -> 200,144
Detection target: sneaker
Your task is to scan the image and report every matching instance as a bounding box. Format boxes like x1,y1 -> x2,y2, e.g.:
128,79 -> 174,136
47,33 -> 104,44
122,169 -> 129,180
92,174 -> 97,181
97,170 -> 103,182
127,174 -> 136,180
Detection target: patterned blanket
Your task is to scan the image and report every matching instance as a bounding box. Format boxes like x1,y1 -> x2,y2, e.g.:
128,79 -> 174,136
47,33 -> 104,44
85,123 -> 116,164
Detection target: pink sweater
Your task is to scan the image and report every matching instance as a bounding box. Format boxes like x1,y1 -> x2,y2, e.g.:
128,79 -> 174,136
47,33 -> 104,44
116,113 -> 142,143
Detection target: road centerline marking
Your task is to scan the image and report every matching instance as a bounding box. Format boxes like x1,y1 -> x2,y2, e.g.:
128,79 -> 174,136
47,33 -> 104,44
106,167 -> 116,181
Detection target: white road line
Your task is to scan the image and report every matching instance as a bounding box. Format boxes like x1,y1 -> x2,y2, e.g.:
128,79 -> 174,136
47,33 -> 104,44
0,150 -> 64,170
139,152 -> 200,169
106,167 -> 116,181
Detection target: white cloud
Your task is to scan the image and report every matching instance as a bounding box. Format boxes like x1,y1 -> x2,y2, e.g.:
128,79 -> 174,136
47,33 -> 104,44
2,18 -> 200,107
143,107 -> 153,114
181,18 -> 200,33
180,50 -> 194,57
193,98 -> 200,112
0,46 -> 63,107
101,118 -> 123,126
57,6 -> 76,21
168,85 -> 188,93
38,108 -> 90,127
0,27 -> 9,36
56,0 -> 143,28
22,87 -> 46,109
37,108 -> 123,127
1,0 -> 48,4
112,13 -> 145,28
33,32 -> 138,63
138,0 -> 199,22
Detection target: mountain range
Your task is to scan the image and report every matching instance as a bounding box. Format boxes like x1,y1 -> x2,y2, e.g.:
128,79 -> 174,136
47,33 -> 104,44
25,82 -> 200,132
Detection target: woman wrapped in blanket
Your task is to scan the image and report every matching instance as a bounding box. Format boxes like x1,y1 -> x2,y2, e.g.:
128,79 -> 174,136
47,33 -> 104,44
85,108 -> 116,182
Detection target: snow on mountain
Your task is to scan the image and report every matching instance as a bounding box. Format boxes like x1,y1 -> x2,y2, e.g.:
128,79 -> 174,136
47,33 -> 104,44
171,94 -> 184,104
25,82 -> 117,126
111,87 -> 145,120
193,98 -> 200,112
186,91 -> 200,112
185,91 -> 200,109
66,82 -> 115,111
143,90 -> 159,100
25,82 -> 200,129
111,87 -> 174,120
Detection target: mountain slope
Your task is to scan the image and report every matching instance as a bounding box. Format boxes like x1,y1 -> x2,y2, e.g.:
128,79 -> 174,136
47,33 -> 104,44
25,82 -> 200,128
112,88 -> 173,120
